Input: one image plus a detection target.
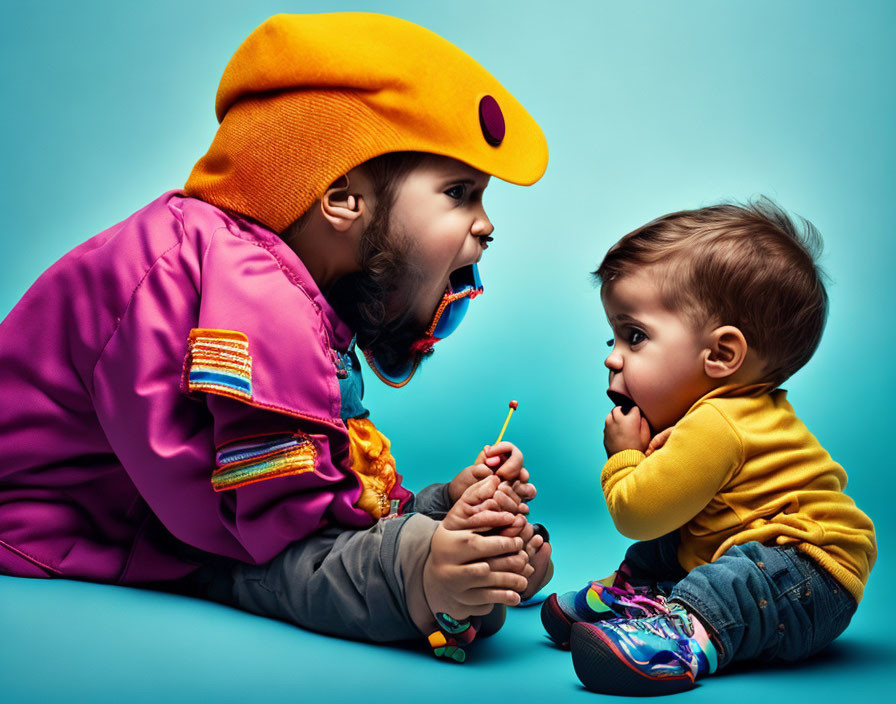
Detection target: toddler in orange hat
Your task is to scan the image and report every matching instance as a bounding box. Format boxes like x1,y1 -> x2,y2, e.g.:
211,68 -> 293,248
0,13 -> 551,662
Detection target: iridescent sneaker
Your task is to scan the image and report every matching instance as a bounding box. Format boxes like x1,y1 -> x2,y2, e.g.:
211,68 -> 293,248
540,566 -> 669,648
570,603 -> 718,696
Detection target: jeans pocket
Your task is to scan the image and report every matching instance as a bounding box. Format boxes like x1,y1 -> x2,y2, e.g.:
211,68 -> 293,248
765,547 -> 810,598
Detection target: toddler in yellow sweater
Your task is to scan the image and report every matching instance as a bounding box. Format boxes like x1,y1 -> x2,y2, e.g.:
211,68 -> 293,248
542,199 -> 876,696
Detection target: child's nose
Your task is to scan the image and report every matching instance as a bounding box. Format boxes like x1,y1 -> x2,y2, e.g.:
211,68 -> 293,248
604,346 -> 622,370
472,207 -> 494,237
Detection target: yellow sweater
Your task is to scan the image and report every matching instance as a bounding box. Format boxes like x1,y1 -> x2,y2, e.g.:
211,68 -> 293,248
602,386 -> 876,602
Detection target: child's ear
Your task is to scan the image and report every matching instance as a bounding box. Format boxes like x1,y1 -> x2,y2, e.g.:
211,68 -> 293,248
320,173 -> 369,232
704,325 -> 748,379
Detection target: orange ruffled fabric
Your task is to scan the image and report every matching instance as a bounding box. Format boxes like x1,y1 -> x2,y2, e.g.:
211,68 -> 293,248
346,417 -> 400,519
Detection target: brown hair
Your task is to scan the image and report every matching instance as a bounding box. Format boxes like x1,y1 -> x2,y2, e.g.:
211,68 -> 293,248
594,198 -> 829,387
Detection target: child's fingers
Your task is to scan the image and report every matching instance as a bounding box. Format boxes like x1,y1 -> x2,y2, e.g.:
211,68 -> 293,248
611,407 -> 624,422
525,533 -> 544,560
645,427 -> 673,456
464,497 -> 501,515
503,482 -> 531,514
462,568 -> 529,594
468,588 -> 523,608
461,590 -> 521,613
493,488 -> 528,516
471,464 -> 493,480
485,442 -> 523,476
494,456 -> 524,480
496,480 -> 529,511
494,513 -> 526,537
463,509 -> 516,531
498,480 -> 526,504
639,417 -> 651,448
460,474 -> 500,504
617,405 -> 643,427
447,561 -> 528,593
496,466 -> 526,483
513,479 -> 536,502
466,534 -> 525,560
520,542 -> 554,599
483,551 -> 529,575
492,486 -> 520,512
484,441 -> 518,458
492,455 -> 515,474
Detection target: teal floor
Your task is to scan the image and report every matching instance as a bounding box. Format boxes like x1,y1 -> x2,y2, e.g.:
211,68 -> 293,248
2,550 -> 891,703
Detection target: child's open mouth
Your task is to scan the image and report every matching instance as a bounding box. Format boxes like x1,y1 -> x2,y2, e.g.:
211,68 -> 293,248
607,390 -> 636,415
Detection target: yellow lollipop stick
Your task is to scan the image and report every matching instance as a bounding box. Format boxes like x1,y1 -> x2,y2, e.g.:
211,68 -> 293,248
494,400 -> 519,445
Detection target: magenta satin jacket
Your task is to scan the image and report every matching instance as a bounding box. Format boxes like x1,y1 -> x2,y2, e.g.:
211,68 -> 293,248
0,192 -> 410,583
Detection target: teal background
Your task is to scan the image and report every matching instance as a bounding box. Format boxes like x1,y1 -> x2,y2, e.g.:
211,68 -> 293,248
1,0 -> 893,701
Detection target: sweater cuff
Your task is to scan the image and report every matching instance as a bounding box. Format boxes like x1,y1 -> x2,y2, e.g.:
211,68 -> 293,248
601,449 -> 646,485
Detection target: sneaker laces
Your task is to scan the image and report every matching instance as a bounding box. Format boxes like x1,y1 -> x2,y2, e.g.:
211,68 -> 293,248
617,603 -> 695,641
592,583 -> 669,617
609,562 -> 671,604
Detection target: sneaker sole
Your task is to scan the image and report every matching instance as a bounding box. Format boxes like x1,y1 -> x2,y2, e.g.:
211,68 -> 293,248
570,622 -> 696,696
540,593 -> 575,648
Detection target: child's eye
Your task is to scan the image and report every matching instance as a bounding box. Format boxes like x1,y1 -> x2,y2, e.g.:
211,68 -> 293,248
606,338 -> 614,347
444,184 -> 467,201
627,329 -> 647,346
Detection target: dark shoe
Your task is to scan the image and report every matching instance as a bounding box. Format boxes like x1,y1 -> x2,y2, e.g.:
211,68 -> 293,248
570,604 -> 717,696
541,570 -> 669,649
540,592 -> 577,647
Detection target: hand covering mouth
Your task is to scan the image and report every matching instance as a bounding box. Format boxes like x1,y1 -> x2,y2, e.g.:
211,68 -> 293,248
607,390 -> 636,415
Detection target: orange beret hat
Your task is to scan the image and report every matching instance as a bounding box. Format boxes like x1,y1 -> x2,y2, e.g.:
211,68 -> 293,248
183,12 -> 549,233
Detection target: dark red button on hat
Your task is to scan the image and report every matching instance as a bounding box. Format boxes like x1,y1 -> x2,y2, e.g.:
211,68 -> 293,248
479,95 -> 505,146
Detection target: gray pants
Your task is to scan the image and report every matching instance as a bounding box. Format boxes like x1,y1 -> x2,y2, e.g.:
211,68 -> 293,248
180,483 -> 490,643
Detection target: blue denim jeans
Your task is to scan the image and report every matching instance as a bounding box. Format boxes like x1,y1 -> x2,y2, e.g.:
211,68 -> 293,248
622,533 -> 858,669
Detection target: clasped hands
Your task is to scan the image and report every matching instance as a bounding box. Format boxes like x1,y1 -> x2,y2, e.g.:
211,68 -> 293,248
423,441 -> 552,621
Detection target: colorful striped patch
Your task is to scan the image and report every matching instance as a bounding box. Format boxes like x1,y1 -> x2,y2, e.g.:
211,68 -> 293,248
186,329 -> 253,402
212,433 -> 317,491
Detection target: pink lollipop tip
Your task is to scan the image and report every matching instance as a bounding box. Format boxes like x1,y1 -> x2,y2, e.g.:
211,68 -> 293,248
509,400 -> 519,410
